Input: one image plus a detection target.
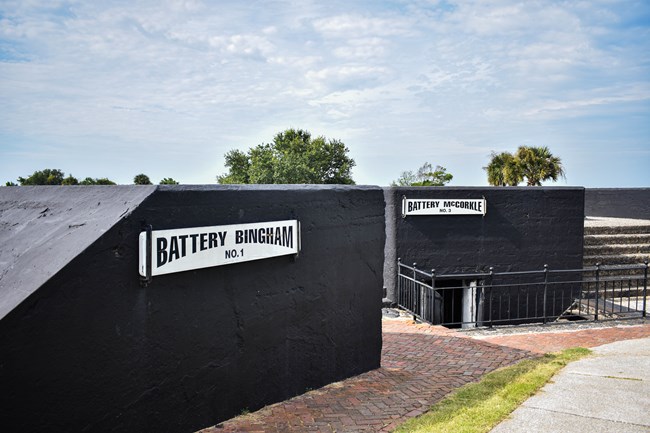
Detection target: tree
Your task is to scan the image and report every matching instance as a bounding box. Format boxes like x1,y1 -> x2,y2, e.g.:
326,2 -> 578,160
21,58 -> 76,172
133,174 -> 152,185
93,178 -> 116,185
484,146 -> 565,186
18,169 -> 65,185
516,146 -> 565,186
217,128 -> 355,184
79,177 -> 116,185
5,181 -> 17,186
391,162 -> 453,186
159,178 -> 179,185
61,175 -> 79,185
219,149 -> 252,184
13,169 -> 116,186
484,152 -> 521,186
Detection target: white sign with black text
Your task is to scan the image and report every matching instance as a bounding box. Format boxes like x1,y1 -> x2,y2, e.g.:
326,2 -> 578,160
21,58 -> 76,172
402,198 -> 486,216
139,220 -> 300,277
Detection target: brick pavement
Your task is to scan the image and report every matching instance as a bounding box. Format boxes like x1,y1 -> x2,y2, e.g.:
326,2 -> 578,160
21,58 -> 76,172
474,322 -> 650,354
199,319 -> 650,433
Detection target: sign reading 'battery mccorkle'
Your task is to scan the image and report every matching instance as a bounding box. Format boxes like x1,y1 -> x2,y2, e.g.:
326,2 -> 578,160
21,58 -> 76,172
139,220 -> 300,276
402,197 -> 486,216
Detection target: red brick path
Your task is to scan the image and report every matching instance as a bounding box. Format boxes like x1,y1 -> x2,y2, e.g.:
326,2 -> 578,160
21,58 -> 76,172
475,323 -> 650,354
199,320 -> 650,433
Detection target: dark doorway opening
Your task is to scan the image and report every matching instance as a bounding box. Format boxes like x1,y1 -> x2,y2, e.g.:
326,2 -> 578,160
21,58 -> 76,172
436,279 -> 464,328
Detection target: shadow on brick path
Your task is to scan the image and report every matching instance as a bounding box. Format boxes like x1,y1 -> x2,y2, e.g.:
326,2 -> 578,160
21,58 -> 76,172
199,319 -> 650,433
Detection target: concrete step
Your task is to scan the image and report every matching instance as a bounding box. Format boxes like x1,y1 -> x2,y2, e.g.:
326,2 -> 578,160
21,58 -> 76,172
584,233 -> 650,246
584,225 -> 650,235
583,253 -> 649,267
585,244 -> 650,255
581,264 -> 648,279
583,272 -> 647,279
583,265 -> 650,278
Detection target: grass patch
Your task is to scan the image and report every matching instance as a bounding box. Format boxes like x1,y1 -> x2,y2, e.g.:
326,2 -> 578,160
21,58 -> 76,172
393,347 -> 591,433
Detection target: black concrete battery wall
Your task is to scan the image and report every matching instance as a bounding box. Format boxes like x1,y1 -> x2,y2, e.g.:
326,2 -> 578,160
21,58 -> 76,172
383,187 -> 585,321
585,188 -> 650,219
0,185 -> 385,433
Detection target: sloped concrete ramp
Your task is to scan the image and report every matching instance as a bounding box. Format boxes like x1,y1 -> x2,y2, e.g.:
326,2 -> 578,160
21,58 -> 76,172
0,186 -> 156,320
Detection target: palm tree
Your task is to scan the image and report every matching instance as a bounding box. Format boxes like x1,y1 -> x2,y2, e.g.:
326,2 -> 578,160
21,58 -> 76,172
485,147 -> 565,186
484,152 -> 521,186
515,146 -> 565,186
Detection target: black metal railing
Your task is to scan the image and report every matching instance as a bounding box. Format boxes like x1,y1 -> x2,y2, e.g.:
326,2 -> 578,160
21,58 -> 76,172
397,259 -> 648,328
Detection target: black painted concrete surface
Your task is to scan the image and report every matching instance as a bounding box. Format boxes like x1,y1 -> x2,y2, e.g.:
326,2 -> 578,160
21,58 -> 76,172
0,186 -> 156,320
585,188 -> 650,219
383,187 -> 585,306
0,185 -> 385,433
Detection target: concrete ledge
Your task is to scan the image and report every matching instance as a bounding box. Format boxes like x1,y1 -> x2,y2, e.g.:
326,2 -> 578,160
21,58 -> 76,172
585,188 -> 650,220
0,186 -> 156,319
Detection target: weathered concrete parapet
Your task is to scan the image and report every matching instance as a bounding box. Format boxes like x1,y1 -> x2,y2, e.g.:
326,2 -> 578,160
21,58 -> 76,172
0,185 -> 385,433
585,188 -> 650,219
0,185 -> 157,320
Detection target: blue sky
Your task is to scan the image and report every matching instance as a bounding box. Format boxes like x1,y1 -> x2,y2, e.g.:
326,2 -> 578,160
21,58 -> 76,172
1,0 -> 648,186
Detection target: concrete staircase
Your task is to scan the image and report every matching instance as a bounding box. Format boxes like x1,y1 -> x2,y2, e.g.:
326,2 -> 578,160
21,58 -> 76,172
580,218 -> 649,317
584,218 -> 650,273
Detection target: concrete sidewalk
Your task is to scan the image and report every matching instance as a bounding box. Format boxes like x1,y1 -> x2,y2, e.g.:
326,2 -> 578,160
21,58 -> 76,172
491,336 -> 650,433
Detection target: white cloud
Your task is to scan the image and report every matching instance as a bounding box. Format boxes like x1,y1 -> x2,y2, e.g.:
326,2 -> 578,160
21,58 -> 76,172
313,13 -> 412,38
167,0 -> 204,13
268,55 -> 321,68
209,33 -> 275,60
333,37 -> 387,59
524,91 -> 650,118
306,65 -> 390,84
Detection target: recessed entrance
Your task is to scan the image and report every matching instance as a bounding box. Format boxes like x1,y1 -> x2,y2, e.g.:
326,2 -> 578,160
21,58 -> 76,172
436,279 -> 463,327
435,279 -> 483,328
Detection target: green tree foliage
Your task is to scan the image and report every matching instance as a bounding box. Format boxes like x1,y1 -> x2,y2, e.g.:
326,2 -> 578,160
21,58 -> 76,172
18,168 -> 65,185
61,175 -> 79,185
94,178 -> 116,185
484,146 -> 565,186
484,152 -> 521,186
516,146 -> 565,186
5,181 -> 18,186
133,174 -> 153,185
217,128 -> 356,184
13,169 -> 116,185
79,177 -> 116,185
391,162 -> 453,186
159,178 -> 179,185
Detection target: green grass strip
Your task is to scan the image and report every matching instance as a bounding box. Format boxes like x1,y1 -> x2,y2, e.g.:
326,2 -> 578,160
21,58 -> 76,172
393,347 -> 591,433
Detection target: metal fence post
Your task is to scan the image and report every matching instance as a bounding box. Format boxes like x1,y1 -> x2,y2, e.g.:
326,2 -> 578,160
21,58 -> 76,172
643,261 -> 648,319
488,267 -> 494,328
412,262 -> 417,321
431,269 -> 436,324
595,263 -> 600,321
542,264 -> 548,324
